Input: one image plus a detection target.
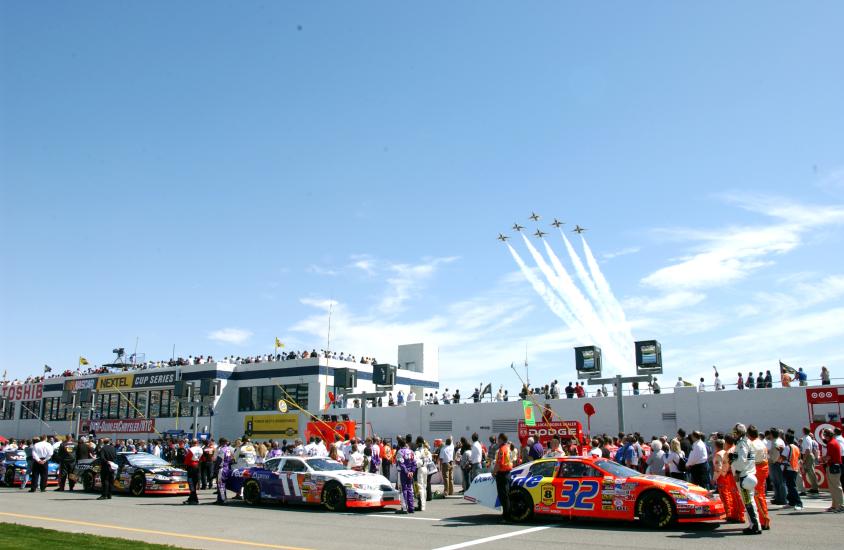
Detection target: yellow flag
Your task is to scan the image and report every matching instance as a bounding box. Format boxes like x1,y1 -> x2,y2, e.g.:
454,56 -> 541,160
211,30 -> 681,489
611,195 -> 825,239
275,338 -> 284,349
79,356 -> 89,366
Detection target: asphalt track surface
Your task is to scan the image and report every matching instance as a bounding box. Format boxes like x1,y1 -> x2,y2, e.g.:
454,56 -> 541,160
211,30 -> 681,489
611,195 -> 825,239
1,487 -> 842,550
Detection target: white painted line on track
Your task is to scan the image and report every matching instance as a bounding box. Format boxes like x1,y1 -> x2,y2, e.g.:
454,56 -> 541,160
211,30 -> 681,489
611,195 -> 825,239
431,526 -> 551,550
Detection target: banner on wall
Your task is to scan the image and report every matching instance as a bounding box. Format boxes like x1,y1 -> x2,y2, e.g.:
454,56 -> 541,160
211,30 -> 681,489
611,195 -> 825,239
244,414 -> 299,438
96,374 -> 135,391
1,383 -> 43,402
82,418 -> 156,434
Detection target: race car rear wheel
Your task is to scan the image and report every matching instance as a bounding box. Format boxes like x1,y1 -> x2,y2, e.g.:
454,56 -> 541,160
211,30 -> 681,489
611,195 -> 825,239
508,488 -> 534,522
130,475 -> 146,496
82,472 -> 94,492
636,490 -> 675,528
244,479 -> 262,506
322,481 -> 346,512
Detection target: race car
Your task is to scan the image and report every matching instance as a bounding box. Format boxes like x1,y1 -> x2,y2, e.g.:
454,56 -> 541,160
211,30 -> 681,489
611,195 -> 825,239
75,451 -> 189,496
2,450 -> 59,487
226,456 -> 400,511
465,456 -> 725,528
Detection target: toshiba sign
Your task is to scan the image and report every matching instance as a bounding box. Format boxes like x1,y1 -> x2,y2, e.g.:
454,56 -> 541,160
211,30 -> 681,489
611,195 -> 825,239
0,383 -> 44,402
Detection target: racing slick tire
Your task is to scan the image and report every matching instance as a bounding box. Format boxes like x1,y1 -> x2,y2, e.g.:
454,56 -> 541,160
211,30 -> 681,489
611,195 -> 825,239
81,472 -> 94,493
4,468 -> 15,486
322,481 -> 347,512
508,488 -> 535,522
130,475 -> 146,497
636,490 -> 675,529
243,479 -> 262,506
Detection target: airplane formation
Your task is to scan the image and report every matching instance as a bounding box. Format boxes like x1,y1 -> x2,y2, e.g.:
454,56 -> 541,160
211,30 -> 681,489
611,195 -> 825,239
500,214 -> 587,240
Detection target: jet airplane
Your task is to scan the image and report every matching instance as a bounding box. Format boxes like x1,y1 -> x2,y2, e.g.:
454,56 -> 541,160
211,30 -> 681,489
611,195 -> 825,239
534,229 -> 547,238
572,225 -> 587,234
551,218 -> 564,228
497,233 -> 509,242
529,212 -> 541,222
512,223 -> 525,232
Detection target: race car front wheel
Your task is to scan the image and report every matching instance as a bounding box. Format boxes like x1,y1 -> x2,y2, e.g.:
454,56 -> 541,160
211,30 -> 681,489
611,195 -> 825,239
130,475 -> 146,496
244,479 -> 262,506
636,491 -> 675,528
4,468 -> 15,486
322,482 -> 346,512
508,488 -> 534,522
82,472 -> 94,492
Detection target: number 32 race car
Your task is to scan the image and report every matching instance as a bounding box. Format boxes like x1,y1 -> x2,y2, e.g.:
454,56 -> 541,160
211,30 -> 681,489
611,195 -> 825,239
465,457 -> 725,528
75,452 -> 189,496
226,456 -> 400,511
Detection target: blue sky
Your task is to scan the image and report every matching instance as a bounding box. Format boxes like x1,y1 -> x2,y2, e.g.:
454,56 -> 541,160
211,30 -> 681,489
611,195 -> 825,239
2,2 -> 844,392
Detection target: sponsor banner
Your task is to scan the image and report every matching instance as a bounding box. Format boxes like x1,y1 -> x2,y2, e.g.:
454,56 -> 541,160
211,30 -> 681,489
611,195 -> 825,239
83,418 -> 156,434
64,378 -> 96,391
1,383 -> 43,402
806,387 -> 840,404
244,414 -> 299,438
518,420 -> 584,447
132,371 -> 177,389
96,374 -> 135,392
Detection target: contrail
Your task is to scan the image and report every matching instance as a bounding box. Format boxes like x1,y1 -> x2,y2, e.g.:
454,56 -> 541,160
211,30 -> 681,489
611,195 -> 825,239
506,244 -> 586,340
519,234 -> 626,372
581,235 -> 634,358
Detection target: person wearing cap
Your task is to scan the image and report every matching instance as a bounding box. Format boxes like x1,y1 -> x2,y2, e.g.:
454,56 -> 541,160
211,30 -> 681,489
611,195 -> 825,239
183,438 -> 203,505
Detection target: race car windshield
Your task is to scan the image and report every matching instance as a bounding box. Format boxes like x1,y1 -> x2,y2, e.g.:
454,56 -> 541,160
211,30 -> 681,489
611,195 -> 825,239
307,459 -> 346,471
126,454 -> 171,468
594,459 -> 643,479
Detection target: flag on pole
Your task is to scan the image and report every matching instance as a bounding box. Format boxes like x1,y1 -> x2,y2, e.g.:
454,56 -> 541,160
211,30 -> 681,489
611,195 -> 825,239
275,338 -> 284,350
779,361 -> 797,376
522,400 -> 536,426
43,364 -> 52,373
79,356 -> 89,366
682,379 -> 694,387
481,383 -> 492,397
2,370 -> 6,380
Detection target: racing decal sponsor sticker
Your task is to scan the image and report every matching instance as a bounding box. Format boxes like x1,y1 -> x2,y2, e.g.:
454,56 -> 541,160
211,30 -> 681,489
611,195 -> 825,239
541,483 -> 555,506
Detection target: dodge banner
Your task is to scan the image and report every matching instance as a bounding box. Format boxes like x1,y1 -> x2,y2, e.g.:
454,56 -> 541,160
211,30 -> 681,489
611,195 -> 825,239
83,418 -> 156,434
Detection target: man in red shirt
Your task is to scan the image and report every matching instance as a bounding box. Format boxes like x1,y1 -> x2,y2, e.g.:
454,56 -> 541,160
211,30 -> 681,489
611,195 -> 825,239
822,429 -> 842,512
183,439 -> 203,505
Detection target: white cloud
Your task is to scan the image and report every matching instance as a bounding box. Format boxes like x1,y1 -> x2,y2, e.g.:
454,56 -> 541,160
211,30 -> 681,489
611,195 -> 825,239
602,246 -> 641,260
208,328 -> 253,345
306,265 -> 339,276
378,256 -> 459,312
642,195 -> 844,291
624,291 -> 706,313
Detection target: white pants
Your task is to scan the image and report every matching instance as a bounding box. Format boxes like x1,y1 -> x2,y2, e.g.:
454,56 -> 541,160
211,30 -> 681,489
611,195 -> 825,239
737,474 -> 759,529
415,472 -> 427,511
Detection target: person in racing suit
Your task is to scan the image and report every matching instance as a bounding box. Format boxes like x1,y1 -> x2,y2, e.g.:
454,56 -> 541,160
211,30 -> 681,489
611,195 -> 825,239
213,438 -> 234,504
395,437 -> 416,514
730,423 -> 761,535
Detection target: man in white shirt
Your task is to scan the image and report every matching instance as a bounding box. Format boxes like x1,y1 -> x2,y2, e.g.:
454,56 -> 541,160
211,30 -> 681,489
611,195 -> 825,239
801,427 -> 820,494
442,389 -> 451,404
439,438 -> 455,496
698,378 -> 706,392
686,431 -> 709,488
303,437 -> 317,457
29,436 -> 54,492
469,433 -> 483,482
676,377 -> 684,388
407,390 -> 416,403
314,437 -> 328,457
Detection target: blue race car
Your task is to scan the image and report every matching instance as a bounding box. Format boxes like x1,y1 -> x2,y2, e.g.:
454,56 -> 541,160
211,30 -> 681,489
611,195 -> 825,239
2,450 -> 59,487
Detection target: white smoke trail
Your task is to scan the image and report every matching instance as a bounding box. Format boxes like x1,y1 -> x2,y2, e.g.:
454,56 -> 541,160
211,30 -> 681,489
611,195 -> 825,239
559,231 -> 614,326
520,234 -> 626,373
580,236 -> 635,358
506,244 -> 587,340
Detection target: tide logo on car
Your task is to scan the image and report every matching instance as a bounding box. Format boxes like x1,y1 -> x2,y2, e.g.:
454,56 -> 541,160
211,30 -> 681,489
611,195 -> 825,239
510,474 -> 543,488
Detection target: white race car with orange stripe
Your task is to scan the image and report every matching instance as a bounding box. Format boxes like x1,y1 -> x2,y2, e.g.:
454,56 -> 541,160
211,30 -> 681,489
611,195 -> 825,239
226,457 -> 400,511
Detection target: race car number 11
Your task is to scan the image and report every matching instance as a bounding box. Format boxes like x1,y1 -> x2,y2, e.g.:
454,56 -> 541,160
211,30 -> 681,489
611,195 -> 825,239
556,480 -> 599,510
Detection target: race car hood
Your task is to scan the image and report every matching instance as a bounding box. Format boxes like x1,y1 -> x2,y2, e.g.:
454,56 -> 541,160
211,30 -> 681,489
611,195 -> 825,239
5,460 -> 27,468
463,473 -> 500,510
146,467 -> 187,478
639,474 -> 710,496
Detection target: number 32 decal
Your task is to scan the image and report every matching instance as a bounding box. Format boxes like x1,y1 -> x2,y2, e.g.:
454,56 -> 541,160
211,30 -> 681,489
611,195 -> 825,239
556,480 -> 599,510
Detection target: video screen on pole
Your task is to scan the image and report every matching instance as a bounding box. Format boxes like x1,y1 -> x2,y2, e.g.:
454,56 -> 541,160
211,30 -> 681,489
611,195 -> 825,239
635,340 -> 662,375
574,346 -> 601,376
